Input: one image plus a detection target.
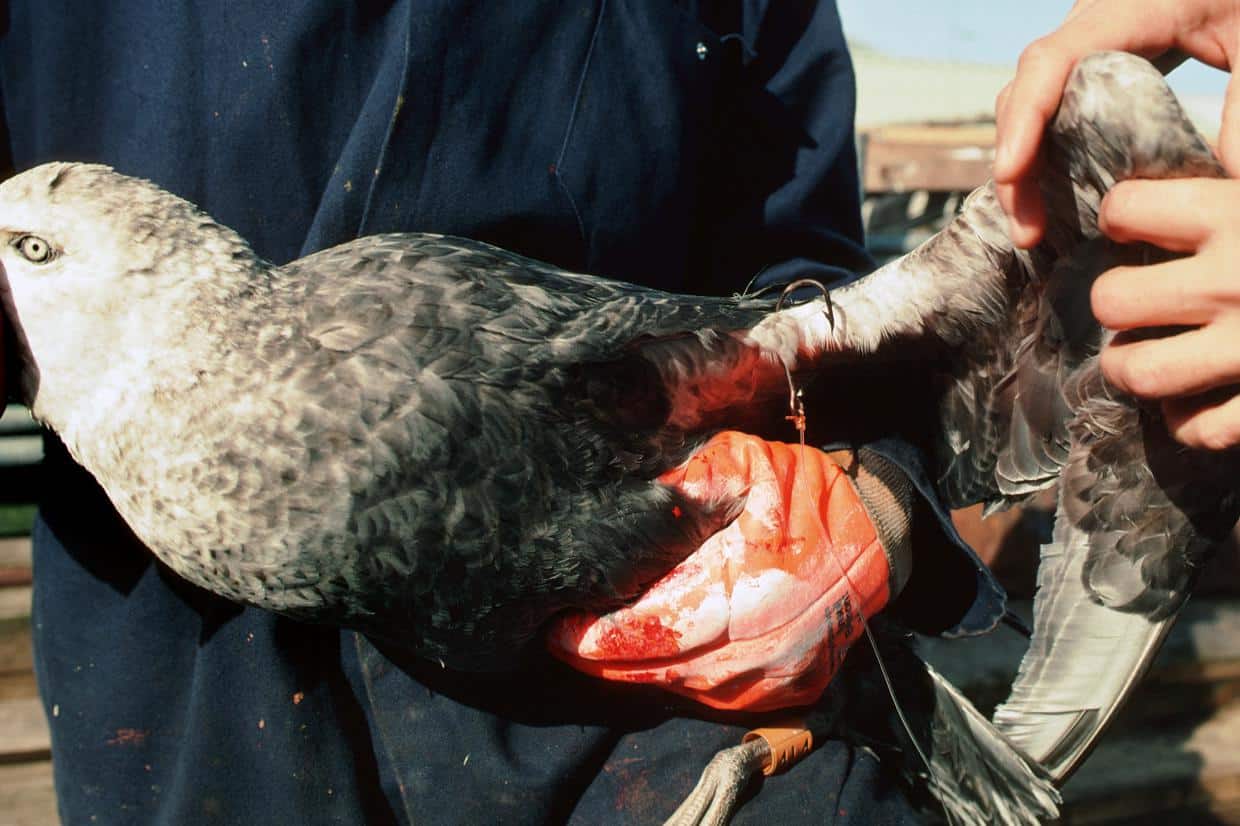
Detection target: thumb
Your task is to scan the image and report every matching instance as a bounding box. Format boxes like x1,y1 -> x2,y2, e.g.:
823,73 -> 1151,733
1217,70 -> 1240,176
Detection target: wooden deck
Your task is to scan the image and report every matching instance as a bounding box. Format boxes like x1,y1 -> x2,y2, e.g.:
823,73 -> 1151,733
0,537 -> 54,826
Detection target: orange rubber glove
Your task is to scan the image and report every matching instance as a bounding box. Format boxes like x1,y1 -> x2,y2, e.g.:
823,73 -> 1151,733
548,431 -> 894,712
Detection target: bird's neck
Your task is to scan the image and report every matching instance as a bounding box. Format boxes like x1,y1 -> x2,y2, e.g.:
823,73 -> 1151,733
35,257 -> 278,464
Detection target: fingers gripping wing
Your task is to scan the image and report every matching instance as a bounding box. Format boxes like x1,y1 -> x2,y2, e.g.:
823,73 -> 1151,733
933,53 -> 1222,513
940,54 -> 1240,782
727,62 -> 1197,520
765,53 -> 1219,516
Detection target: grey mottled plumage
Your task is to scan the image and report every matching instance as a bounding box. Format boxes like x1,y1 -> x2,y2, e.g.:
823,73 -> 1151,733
0,51 -> 1233,824
0,174 -> 787,667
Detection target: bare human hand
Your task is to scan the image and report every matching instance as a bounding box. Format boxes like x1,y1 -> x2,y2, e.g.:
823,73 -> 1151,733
994,0 -> 1240,247
996,1 -> 1240,450
1094,177 -> 1240,449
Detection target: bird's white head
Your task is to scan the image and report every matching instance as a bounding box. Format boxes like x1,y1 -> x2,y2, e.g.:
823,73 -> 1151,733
0,162 -> 263,434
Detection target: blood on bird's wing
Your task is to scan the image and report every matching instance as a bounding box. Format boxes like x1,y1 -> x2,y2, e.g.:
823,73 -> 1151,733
547,431 -> 892,712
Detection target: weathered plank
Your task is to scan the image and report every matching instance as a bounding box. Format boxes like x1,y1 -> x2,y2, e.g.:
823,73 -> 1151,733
1061,700 -> 1240,824
0,539 -> 35,697
860,124 -> 997,146
860,127 -> 994,192
0,537 -> 32,588
0,573 -> 35,701
0,536 -> 55,826
0,586 -> 31,624
0,537 -> 31,568
0,697 -> 50,764
0,671 -> 37,704
0,620 -> 34,688
0,760 -> 58,826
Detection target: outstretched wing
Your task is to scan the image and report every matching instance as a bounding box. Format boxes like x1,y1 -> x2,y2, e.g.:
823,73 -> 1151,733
756,52 -> 1240,783
889,53 -> 1239,781
932,51 -> 1228,518
984,56 -> 1240,781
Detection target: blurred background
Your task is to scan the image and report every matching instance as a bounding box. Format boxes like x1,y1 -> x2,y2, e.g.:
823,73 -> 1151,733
1,3 -> 1238,823
840,0 -> 1228,132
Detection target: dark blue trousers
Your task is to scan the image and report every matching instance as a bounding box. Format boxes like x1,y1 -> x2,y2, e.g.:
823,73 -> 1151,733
4,2 -> 1000,821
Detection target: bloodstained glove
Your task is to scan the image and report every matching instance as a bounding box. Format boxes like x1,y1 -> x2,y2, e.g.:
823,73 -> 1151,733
548,431 -> 910,712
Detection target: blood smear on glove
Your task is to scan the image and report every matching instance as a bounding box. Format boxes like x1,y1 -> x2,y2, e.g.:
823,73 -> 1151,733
548,431 -> 891,711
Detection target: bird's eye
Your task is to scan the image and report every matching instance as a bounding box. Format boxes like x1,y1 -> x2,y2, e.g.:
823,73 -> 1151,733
14,235 -> 54,264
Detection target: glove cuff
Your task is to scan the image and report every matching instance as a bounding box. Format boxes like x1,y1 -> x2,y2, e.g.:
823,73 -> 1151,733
835,447 -> 915,600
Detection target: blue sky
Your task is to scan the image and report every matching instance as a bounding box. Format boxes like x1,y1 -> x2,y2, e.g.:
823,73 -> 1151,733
837,0 -> 1229,97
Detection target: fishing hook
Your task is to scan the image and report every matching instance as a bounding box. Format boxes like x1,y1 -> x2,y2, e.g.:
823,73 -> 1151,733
774,279 -> 835,434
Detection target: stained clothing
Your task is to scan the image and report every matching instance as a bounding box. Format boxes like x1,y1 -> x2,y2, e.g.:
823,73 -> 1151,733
1,2 -> 1002,823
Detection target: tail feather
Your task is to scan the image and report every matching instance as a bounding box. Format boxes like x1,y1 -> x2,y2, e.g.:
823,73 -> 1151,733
992,504 -> 1177,780
840,623 -> 1058,825
925,664 -> 1061,826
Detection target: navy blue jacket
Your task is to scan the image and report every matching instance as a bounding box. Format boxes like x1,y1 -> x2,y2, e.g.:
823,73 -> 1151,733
2,2 -> 1002,822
